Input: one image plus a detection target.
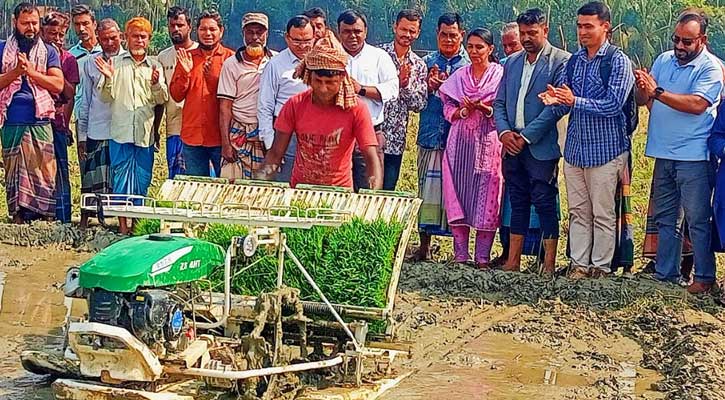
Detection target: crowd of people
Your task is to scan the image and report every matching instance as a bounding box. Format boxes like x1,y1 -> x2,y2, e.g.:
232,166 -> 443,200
1,2 -> 724,294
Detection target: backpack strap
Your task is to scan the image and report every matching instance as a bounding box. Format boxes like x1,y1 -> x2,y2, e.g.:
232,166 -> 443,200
599,44 -> 618,90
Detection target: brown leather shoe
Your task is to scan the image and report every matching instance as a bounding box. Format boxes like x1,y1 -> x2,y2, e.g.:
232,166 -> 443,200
687,281 -> 713,294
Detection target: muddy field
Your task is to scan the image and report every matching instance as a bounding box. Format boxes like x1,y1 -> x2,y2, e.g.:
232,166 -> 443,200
1,224 -> 725,400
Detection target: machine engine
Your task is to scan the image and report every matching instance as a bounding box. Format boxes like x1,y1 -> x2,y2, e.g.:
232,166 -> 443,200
88,289 -> 185,347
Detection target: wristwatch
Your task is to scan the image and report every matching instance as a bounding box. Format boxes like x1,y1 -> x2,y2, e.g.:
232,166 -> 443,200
358,87 -> 367,97
654,87 -> 665,100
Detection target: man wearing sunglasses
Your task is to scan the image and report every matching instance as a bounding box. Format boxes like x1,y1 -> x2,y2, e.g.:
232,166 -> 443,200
634,9 -> 724,294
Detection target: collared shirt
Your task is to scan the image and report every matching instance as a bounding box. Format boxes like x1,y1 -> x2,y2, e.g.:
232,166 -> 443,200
169,44 -> 235,147
345,43 -> 399,126
555,41 -> 635,168
99,52 -> 168,147
379,42 -> 428,155
68,41 -> 102,61
52,49 -> 80,133
646,49 -> 723,161
158,43 -> 198,136
217,49 -> 272,125
69,41 -> 102,114
258,48 -> 308,149
77,50 -> 127,141
515,49 -> 543,131
417,48 -> 470,149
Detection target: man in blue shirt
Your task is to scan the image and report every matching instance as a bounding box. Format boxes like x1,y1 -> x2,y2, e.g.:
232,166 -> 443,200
542,1 -> 635,278
0,2 -> 64,223
634,9 -> 723,294
410,12 -> 469,262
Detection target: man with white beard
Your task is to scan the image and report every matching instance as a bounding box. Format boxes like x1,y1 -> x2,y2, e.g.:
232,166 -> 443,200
217,13 -> 275,180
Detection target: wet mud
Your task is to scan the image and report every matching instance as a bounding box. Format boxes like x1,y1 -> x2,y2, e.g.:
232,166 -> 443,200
0,243 -> 724,400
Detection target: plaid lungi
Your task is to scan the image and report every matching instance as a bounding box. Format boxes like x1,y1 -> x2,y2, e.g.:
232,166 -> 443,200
220,120 -> 265,181
417,146 -> 450,236
81,138 -> 112,194
1,124 -> 56,217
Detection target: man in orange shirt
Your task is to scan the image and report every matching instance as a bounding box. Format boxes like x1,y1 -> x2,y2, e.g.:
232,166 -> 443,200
169,10 -> 234,177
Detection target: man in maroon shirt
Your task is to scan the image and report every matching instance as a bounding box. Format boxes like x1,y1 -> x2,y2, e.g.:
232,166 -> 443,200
42,11 -> 79,223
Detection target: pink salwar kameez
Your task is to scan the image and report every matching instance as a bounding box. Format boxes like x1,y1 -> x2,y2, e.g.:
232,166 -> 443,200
439,63 -> 504,264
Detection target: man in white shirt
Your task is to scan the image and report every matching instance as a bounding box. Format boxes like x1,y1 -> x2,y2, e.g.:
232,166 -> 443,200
257,15 -> 315,182
76,18 -> 125,227
155,6 -> 198,178
337,9 -> 399,190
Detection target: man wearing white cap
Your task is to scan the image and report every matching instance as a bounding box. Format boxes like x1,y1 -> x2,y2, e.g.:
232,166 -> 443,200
217,12 -> 275,180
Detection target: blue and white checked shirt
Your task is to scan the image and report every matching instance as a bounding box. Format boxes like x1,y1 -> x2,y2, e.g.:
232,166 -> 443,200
556,42 -> 635,168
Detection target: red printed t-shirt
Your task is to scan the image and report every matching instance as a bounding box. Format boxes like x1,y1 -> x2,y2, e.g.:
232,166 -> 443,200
274,89 -> 377,188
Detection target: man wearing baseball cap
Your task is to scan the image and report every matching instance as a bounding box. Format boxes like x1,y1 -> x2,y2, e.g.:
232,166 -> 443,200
217,12 -> 275,180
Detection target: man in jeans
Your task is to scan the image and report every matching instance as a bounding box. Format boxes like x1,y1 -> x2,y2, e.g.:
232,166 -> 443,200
541,1 -> 634,278
635,9 -> 723,293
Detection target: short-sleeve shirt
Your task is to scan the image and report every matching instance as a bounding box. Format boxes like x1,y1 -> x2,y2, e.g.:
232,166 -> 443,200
0,40 -> 61,125
52,49 -> 80,133
274,90 -> 377,188
646,49 -> 724,161
217,49 -> 271,125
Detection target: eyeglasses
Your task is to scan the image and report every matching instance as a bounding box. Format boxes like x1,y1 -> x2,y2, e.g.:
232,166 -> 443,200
671,34 -> 702,46
289,38 -> 313,46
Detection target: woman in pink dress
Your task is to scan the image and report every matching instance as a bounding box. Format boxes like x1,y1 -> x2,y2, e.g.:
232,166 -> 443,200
439,28 -> 504,268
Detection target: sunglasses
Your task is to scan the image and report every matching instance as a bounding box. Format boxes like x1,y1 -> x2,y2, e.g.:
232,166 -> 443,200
671,34 -> 702,46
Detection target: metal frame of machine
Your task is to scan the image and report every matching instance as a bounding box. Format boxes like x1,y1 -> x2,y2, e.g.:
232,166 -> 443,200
25,177 -> 421,399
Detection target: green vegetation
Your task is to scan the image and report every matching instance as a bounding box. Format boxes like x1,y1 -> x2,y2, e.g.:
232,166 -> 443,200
201,218 -> 405,308
4,0 -> 725,64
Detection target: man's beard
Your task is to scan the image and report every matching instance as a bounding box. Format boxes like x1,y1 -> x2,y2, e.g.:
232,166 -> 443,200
171,33 -> 186,45
130,48 -> 146,56
14,28 -> 39,48
245,43 -> 265,59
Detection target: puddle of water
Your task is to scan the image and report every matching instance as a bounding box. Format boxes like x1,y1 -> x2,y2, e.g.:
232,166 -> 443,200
383,332 -> 664,400
0,246 -> 90,400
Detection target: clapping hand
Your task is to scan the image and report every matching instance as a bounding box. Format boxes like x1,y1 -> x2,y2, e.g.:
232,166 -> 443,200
94,56 -> 114,79
14,53 -> 28,76
151,65 -> 160,85
539,84 -> 574,106
427,64 -> 444,92
634,68 -> 657,98
176,48 -> 193,74
203,57 -> 212,76
399,62 -> 411,88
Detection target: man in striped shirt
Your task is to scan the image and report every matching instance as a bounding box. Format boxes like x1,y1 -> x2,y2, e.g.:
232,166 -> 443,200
541,1 -> 635,278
